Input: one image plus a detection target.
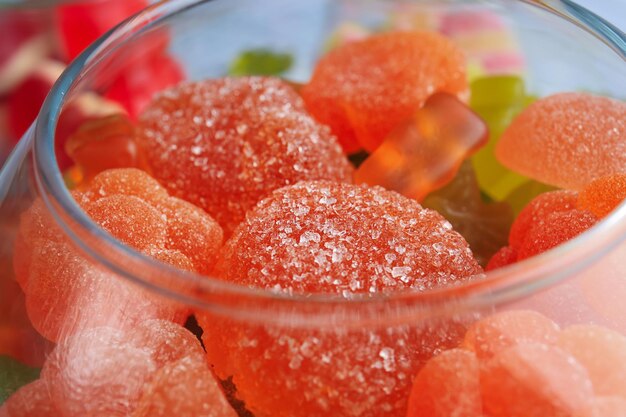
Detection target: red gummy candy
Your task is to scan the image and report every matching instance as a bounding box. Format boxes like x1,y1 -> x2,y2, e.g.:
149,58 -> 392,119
1,379 -> 58,417
138,77 -> 353,235
480,344 -> 593,417
301,31 -> 468,152
200,181 -> 482,417
354,93 -> 488,201
509,190 -> 578,250
485,246 -> 517,271
462,310 -> 560,360
407,349 -> 482,417
578,173 -> 626,219
558,325 -> 626,398
54,0 -> 149,61
517,209 -> 597,260
496,93 -> 626,189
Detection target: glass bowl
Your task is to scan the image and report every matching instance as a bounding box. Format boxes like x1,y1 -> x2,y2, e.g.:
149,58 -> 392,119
0,0 -> 625,416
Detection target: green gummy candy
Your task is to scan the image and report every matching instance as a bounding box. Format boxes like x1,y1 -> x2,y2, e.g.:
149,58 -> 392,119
0,355 -> 40,404
228,49 -> 293,76
469,75 -> 526,109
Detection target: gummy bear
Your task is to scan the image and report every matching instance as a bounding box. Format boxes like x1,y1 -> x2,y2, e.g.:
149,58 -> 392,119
577,173 -> 626,219
301,31 -> 468,152
469,75 -> 535,200
406,349 -> 482,417
14,168 -> 222,341
462,310 -> 560,360
199,180 -> 482,417
480,344 -> 593,417
355,93 -> 488,202
558,325 -> 626,398
496,92 -> 626,190
422,161 -> 514,266
137,77 -> 353,235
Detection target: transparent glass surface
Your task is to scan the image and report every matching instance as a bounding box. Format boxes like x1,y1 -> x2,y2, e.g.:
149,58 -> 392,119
0,0 -> 625,416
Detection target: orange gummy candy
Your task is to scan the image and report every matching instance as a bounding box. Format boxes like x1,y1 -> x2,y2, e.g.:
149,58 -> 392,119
496,93 -> 626,189
558,325 -> 626,398
354,93 -> 488,202
485,246 -> 517,271
481,344 -> 593,417
137,77 -> 353,235
301,31 -> 468,152
407,349 -> 482,417
200,181 -> 482,417
578,173 -> 626,219
463,310 -> 560,360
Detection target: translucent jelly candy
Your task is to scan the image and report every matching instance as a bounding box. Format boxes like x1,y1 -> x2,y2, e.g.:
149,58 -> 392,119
354,93 -> 488,202
215,181 -> 482,293
199,181 -> 482,417
301,31 -> 468,152
65,113 -> 145,183
496,93 -> 626,190
138,77 -> 353,235
469,75 -> 534,200
228,48 -> 293,76
422,161 -> 513,266
578,174 -> 626,219
0,380 -> 57,417
558,325 -> 626,398
0,356 -> 40,403
480,344 -> 593,417
15,168 -> 222,341
508,190 -> 578,250
406,349 -> 481,417
462,310 -> 560,360
133,353 -> 237,417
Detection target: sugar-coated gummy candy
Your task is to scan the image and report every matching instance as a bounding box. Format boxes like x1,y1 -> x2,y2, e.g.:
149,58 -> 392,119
578,173 -> 626,219
133,353 -> 237,417
469,75 -> 534,200
14,168 -> 221,341
504,180 -> 557,216
355,93 -> 488,203
0,355 -> 40,403
517,209 -> 597,260
509,190 -> 578,250
406,349 -> 481,417
485,246 -> 517,271
301,31 -> 468,152
216,181 -> 483,294
0,380 -> 58,417
496,93 -> 626,190
138,77 -> 353,235
558,325 -> 626,398
462,310 -> 560,360
422,161 -> 513,266
480,344 -> 593,417
129,319 -> 204,367
201,181 -> 482,417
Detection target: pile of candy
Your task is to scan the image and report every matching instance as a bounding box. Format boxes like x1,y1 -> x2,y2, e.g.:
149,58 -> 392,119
1,18 -> 626,417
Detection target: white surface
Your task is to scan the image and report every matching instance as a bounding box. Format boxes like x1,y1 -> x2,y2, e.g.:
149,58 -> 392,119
575,0 -> 626,30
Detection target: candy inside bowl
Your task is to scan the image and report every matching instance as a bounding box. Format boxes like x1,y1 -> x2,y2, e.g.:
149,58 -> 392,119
0,1 -> 625,416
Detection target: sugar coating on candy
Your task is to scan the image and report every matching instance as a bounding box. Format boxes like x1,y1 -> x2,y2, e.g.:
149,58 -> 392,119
43,327 -> 156,417
138,77 -> 353,235
517,209 -> 597,260
133,353 -> 237,417
129,319 -> 204,367
355,93 -> 488,203
509,190 -> 578,250
217,181 -> 483,294
578,174 -> 626,219
486,246 -> 517,271
83,167 -> 168,204
480,344 -> 593,417
558,325 -> 626,398
496,93 -> 626,189
301,31 -> 468,152
462,310 -> 560,360
407,349 -> 481,417
1,380 -> 57,417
